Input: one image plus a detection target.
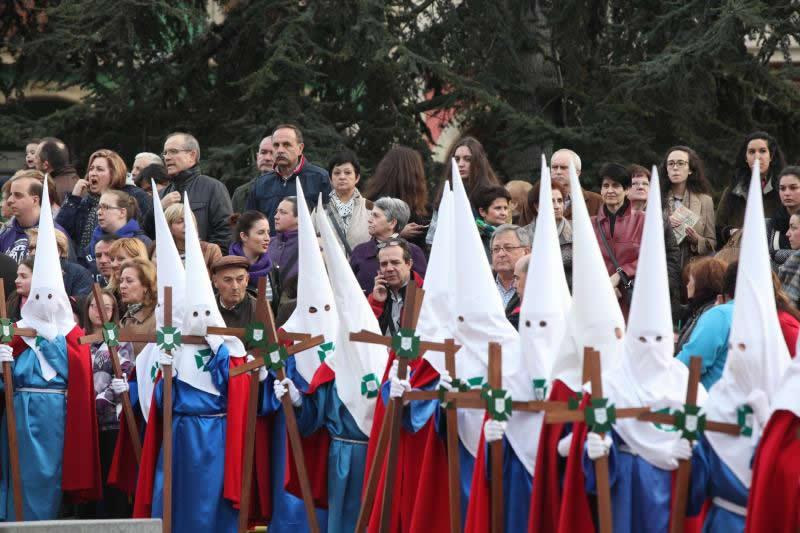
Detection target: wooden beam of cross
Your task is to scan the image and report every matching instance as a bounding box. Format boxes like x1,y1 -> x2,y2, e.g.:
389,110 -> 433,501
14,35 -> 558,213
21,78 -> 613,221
353,282 -> 467,533
487,342 -> 505,533
0,279 -> 32,521
542,350 -> 742,533
227,277 -> 325,533
78,284 -> 142,463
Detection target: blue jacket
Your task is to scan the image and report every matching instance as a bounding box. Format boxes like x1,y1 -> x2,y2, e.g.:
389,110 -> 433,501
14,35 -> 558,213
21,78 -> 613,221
676,300 -> 734,390
0,217 -> 69,263
61,258 -> 93,298
246,156 -> 331,235
84,219 -> 152,272
56,184 -> 151,251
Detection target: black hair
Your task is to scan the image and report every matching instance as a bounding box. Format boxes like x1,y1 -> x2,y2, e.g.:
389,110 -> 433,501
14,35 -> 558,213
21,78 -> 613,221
136,163 -> 169,187
229,210 -> 268,244
328,150 -> 361,177
733,131 -> 786,187
474,185 -> 512,212
598,162 -> 631,189
37,137 -> 70,170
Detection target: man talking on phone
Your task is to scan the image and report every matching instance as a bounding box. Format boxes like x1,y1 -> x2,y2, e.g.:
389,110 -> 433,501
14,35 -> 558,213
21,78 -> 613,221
367,238 -> 423,335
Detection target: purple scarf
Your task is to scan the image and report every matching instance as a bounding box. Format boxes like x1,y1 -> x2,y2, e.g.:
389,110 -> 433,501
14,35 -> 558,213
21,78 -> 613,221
228,241 -> 273,289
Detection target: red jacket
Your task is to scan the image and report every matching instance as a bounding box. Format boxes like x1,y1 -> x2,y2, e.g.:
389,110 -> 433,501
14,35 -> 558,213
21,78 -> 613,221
592,202 -> 644,319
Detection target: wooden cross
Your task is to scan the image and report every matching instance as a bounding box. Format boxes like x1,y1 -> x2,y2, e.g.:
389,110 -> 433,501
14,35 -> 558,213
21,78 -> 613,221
78,283 -> 142,463
0,279 -> 35,521
228,277 -> 325,533
542,350 -> 743,533
634,356 -> 740,533
80,286 -> 189,533
351,282 -> 474,533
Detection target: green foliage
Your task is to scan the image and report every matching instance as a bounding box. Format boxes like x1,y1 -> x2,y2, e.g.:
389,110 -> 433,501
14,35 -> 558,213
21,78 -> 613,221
1,0 -> 798,196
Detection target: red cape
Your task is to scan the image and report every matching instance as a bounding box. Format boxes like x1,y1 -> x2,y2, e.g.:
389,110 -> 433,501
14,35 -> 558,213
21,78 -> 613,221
285,361 -> 334,508
362,353 -> 450,533
108,368 -> 143,496
745,410 -> 800,533
464,412 -> 491,533
10,326 -> 102,503
132,356 -> 250,518
527,379 -> 580,533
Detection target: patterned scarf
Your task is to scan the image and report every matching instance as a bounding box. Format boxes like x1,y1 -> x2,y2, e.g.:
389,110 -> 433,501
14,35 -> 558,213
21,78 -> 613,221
79,194 -> 101,250
122,302 -> 145,323
329,190 -> 355,229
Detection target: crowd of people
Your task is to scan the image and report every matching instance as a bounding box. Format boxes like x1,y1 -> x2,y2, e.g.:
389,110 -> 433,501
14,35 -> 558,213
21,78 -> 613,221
0,124 -> 798,533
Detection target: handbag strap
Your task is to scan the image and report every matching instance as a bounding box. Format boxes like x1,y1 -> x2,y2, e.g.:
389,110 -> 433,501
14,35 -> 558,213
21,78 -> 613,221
325,203 -> 353,257
594,217 -> 632,288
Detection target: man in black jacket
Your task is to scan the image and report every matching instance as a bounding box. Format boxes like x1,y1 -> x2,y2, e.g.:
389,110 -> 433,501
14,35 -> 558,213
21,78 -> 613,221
143,132 -> 233,249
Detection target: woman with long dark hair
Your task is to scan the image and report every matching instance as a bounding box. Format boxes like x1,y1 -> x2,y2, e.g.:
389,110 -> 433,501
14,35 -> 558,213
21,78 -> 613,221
426,136 -> 499,244
362,145 -> 430,250
765,166 -> 800,271
659,145 -> 716,270
716,131 -> 787,245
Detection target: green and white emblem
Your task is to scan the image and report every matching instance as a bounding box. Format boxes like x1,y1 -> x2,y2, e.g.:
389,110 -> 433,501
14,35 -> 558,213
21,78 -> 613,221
156,326 -> 182,352
0,318 -> 14,342
585,398 -> 617,433
245,321 -> 267,349
675,404 -> 706,440
317,341 -> 335,363
262,342 -> 289,371
361,373 -> 380,398
391,328 -> 421,360
486,388 -> 512,421
737,404 -> 754,437
194,348 -> 213,371
102,322 -> 120,347
532,378 -> 548,401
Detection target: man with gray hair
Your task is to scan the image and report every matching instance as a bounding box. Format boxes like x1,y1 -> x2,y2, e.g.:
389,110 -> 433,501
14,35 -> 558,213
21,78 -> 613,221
350,197 -> 427,294
143,131 -> 233,248
490,223 -> 532,318
550,148 -> 603,219
130,152 -> 164,181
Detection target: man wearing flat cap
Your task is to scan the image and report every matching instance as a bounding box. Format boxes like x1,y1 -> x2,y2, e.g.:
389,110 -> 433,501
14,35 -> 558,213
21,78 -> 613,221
211,255 -> 257,327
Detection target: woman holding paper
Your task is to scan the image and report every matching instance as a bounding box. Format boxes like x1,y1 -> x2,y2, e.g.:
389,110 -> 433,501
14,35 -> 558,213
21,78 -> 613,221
659,145 -> 716,272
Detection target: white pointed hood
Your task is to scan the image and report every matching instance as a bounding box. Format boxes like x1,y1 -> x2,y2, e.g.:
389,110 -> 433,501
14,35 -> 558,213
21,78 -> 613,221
280,181 -> 329,386
419,179 -> 454,365
430,160 -> 520,457
315,195 -> 388,435
604,167 -> 707,470
176,194 -> 247,396
550,161 -> 624,391
136,181 -> 186,417
704,160 -> 791,487
19,175 -> 75,381
504,156 -> 572,475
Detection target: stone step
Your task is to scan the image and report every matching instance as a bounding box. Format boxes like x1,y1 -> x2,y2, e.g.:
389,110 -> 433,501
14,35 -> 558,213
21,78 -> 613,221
0,519 -> 161,533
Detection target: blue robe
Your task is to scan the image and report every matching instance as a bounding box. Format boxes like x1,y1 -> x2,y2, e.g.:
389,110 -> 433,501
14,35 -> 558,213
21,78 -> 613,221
481,438 -> 533,532
380,374 -> 477,524
583,430 -> 673,533
296,380 -> 368,533
0,337 -> 68,521
261,358 -> 328,533
687,435 -> 748,533
151,345 -> 238,533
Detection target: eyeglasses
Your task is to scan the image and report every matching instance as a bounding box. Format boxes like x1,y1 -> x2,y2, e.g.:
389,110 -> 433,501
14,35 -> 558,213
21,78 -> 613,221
162,148 -> 191,157
666,160 -> 688,168
491,244 -> 525,255
97,203 -> 124,211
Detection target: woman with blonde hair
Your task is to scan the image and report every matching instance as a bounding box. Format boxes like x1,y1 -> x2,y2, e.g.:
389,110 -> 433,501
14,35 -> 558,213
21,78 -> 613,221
161,203 -> 222,275
108,238 -> 149,290
56,149 -> 150,255
118,257 -> 156,355
505,180 -> 533,225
